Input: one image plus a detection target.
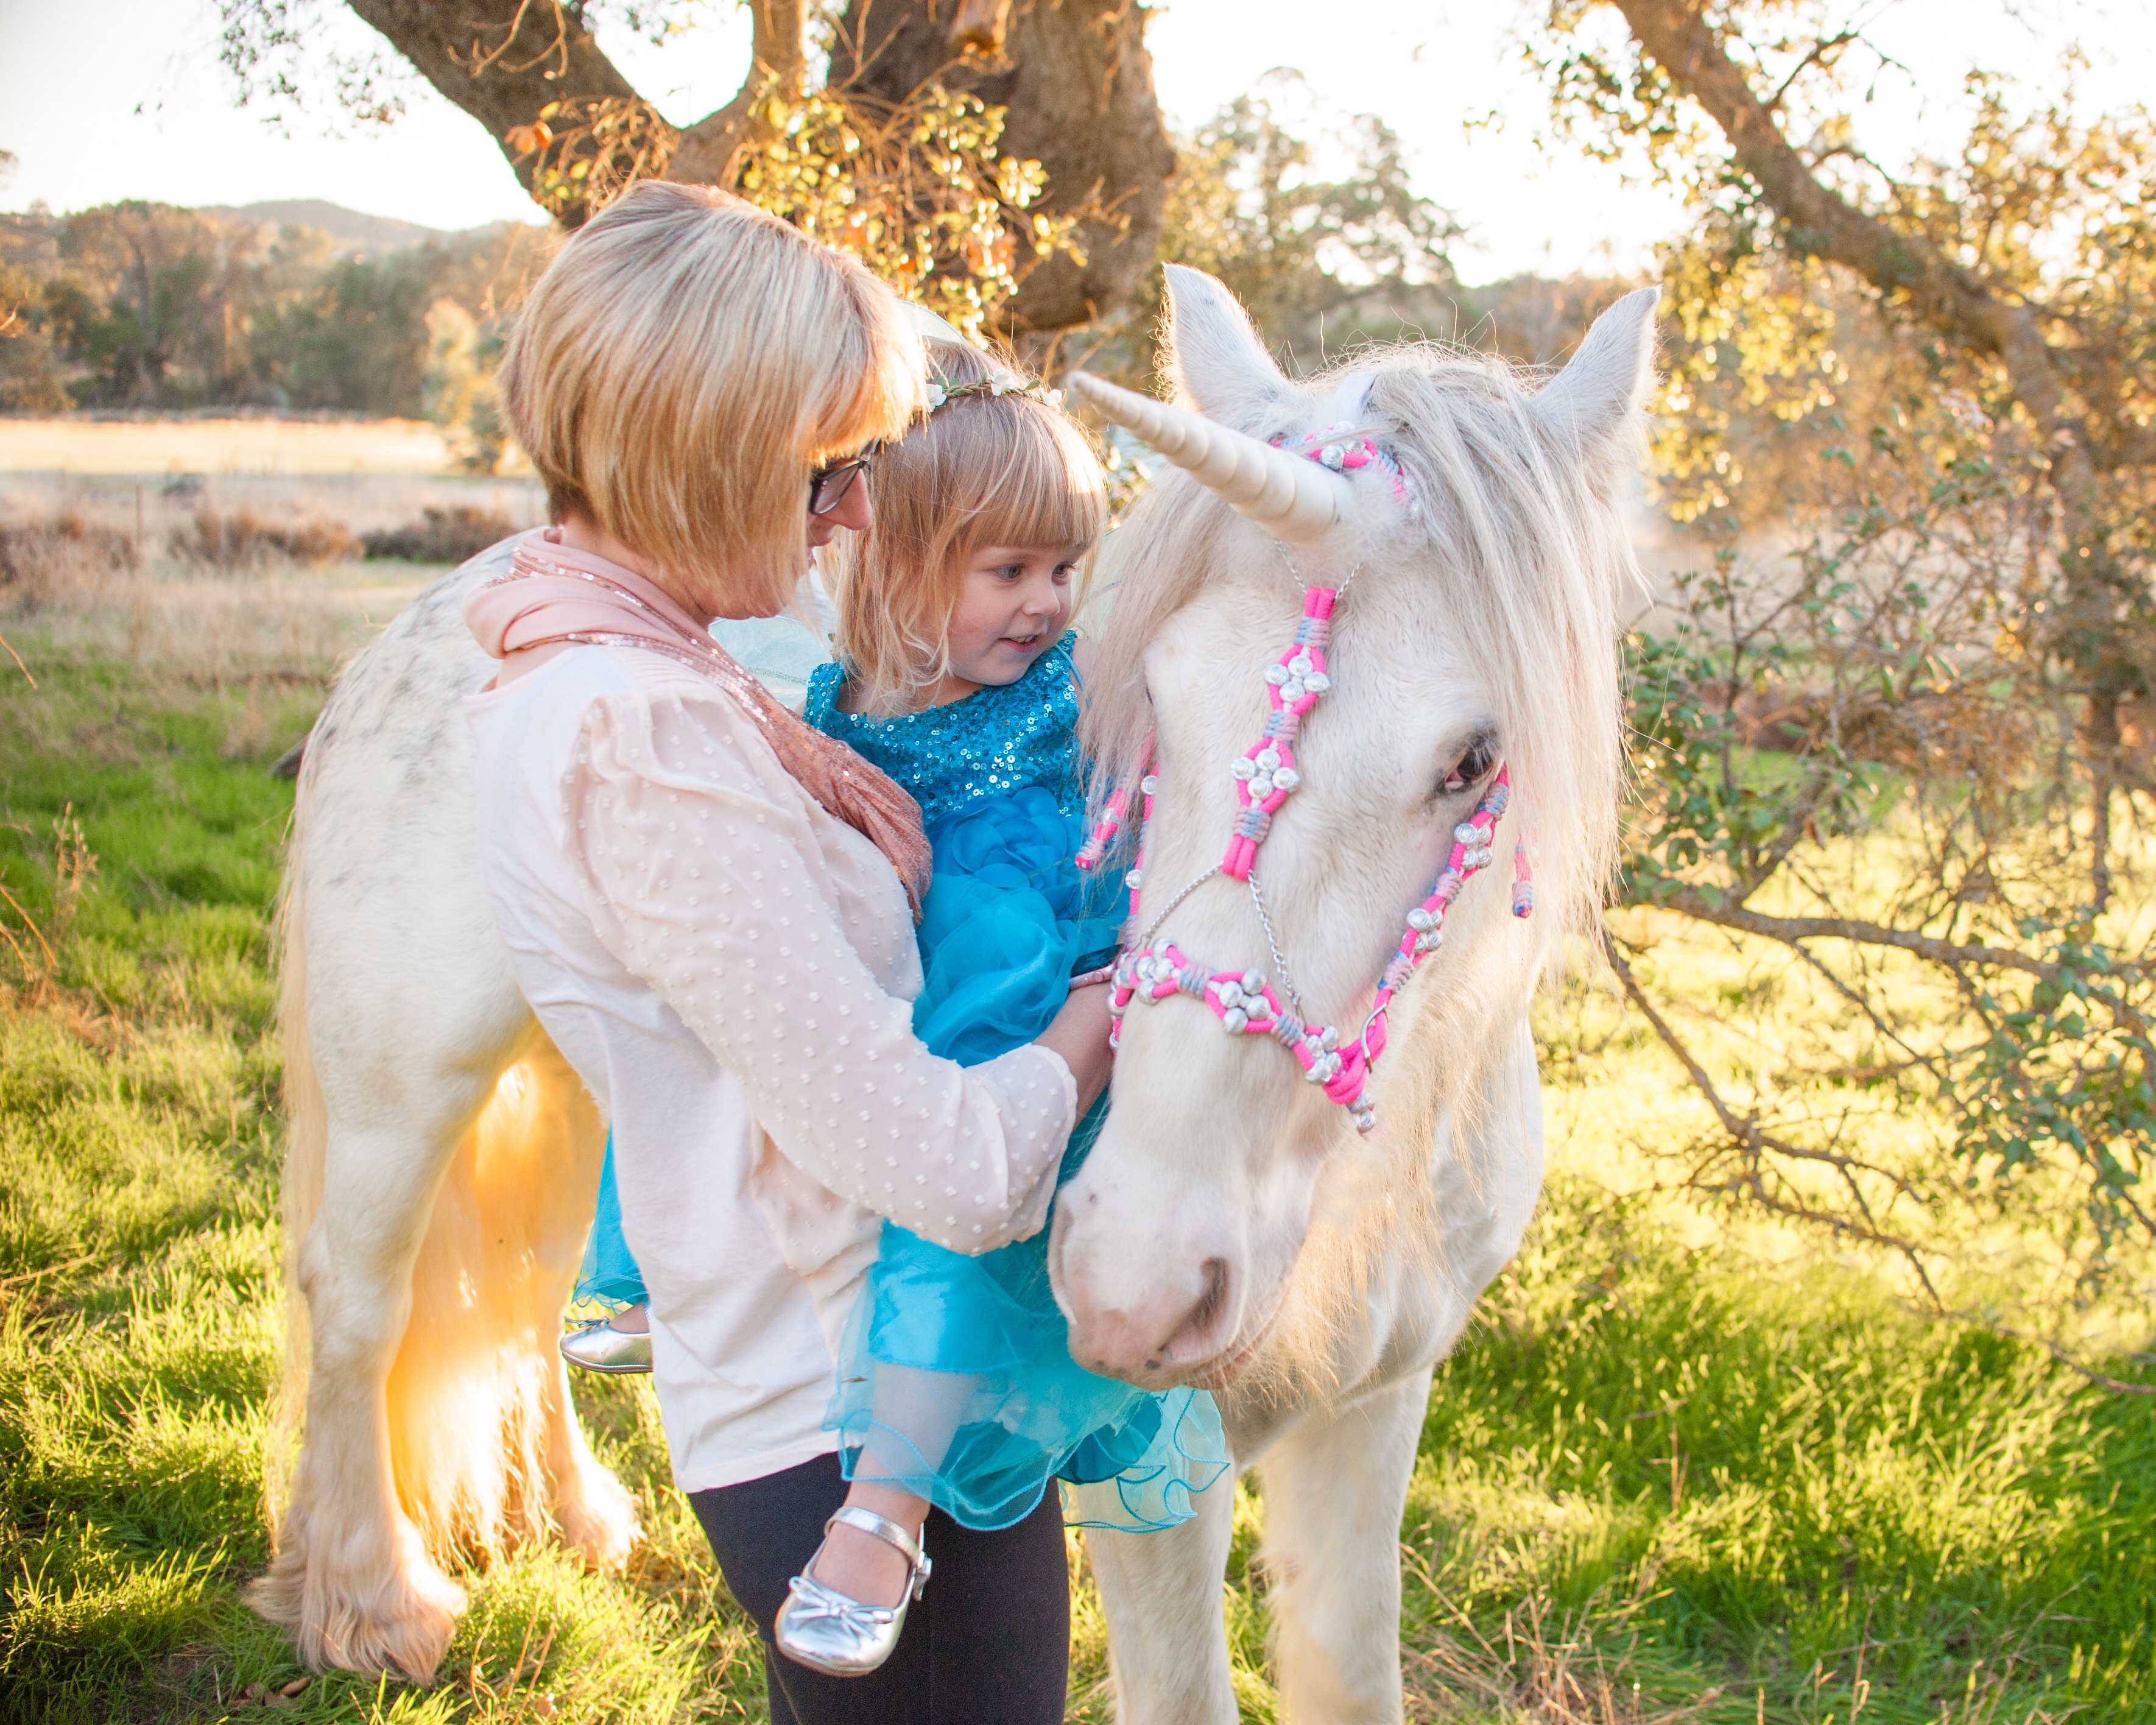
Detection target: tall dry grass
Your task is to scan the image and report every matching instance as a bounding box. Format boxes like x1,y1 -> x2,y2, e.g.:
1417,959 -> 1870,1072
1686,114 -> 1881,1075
0,500 -> 431,703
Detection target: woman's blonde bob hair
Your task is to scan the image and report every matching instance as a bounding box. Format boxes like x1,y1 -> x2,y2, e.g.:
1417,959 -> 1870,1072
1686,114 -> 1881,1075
501,182 -> 925,618
823,341 -> 1107,714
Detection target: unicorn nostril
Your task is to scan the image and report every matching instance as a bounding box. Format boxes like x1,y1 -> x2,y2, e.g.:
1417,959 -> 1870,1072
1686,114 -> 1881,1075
1163,1257 -> 1233,1364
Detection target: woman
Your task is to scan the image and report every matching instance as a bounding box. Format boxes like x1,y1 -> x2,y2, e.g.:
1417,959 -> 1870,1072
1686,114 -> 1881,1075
460,182 -> 1111,1724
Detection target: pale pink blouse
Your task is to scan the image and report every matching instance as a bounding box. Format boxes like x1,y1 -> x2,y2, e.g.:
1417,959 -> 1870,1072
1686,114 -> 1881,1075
467,643 -> 1074,1490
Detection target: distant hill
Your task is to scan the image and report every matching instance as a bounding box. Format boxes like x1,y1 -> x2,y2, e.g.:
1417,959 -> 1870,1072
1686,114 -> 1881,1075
203,200 -> 473,257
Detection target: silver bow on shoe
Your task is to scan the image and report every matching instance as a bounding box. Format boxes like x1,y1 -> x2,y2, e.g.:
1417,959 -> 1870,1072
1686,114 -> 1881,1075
774,1506 -> 932,1677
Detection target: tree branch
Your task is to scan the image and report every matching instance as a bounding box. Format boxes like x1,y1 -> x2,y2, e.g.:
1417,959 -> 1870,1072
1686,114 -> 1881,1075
827,0 -> 1176,335
338,0 -> 1168,328
1605,937 -> 1944,1296
1608,1 -> 2101,521
344,0 -> 636,200
1657,887 -> 2071,981
666,0 -> 807,188
1609,0 -> 2141,896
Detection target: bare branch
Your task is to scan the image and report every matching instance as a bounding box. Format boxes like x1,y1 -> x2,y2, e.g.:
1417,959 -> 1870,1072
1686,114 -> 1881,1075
1657,887 -> 2078,981
1764,26 -> 1858,116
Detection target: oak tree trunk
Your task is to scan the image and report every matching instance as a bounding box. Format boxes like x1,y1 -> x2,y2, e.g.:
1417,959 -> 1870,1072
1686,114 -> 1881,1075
827,0 -> 1177,334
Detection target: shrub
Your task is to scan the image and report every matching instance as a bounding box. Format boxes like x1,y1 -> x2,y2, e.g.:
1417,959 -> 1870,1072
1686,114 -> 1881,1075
359,506 -> 516,566
169,507 -> 355,571
0,512 -> 139,609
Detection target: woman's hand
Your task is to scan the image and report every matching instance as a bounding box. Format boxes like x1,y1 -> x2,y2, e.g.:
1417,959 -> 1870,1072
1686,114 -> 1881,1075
1035,983 -> 1114,1115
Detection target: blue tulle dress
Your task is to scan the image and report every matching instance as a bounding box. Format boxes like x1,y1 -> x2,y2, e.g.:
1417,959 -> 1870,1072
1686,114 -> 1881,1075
577,635 -> 1227,1534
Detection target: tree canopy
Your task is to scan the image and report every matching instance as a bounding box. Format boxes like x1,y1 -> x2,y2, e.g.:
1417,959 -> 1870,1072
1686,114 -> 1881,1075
211,0 -> 1174,338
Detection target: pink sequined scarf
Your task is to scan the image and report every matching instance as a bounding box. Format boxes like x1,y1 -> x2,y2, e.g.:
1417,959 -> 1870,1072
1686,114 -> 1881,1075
464,529 -> 930,912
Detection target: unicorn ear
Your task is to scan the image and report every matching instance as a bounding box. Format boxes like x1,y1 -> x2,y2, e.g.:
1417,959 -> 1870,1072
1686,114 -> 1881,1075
894,300 -> 977,351
1160,264 -> 1296,423
1532,286 -> 1660,461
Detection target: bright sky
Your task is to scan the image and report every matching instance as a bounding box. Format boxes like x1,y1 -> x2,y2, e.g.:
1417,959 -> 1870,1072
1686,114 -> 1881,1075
2,1 -> 2151,284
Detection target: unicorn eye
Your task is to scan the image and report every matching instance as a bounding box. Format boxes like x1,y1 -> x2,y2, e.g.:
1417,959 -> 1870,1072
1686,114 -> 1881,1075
1436,735 -> 1498,797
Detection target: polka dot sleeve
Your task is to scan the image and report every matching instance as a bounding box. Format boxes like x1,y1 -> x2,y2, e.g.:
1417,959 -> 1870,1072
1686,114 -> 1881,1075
563,677 -> 1076,1254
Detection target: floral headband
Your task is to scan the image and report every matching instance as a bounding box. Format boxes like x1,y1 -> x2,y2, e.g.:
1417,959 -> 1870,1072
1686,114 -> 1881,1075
925,373 -> 1065,413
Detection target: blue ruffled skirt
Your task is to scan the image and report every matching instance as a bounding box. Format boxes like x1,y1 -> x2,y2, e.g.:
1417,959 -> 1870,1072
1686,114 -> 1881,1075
575,1143 -> 643,1311
830,788 -> 1228,1531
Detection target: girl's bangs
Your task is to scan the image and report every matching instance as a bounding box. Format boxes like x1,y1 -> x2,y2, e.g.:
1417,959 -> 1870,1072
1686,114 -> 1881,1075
954,409 -> 1106,554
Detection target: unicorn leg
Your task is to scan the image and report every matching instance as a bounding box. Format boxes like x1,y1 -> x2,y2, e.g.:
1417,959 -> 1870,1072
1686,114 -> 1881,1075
253,552 -> 641,1681
516,1044 -> 637,1568
1256,1366 -> 1432,1725
1086,1469 -> 1240,1725
254,1056 -> 495,1682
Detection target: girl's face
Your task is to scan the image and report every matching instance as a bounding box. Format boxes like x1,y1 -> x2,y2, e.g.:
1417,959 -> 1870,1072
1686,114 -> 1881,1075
930,542 -> 1083,705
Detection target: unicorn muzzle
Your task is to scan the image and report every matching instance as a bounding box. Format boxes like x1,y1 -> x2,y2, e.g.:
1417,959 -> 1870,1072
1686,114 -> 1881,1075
1049,1184 -> 1251,1385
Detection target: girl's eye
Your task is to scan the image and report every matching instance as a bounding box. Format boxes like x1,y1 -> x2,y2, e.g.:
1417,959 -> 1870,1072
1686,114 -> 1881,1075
1053,563 -> 1074,584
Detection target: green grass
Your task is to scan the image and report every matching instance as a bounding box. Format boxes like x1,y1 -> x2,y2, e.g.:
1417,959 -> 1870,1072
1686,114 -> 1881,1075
1,637 -> 2149,1722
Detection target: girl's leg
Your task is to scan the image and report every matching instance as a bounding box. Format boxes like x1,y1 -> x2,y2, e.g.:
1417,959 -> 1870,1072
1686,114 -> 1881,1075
809,1481 -> 931,1606
691,1454 -> 1067,1725
814,1362 -> 969,1604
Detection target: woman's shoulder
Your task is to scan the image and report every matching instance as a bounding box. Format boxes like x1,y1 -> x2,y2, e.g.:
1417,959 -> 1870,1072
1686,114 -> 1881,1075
467,641 -> 643,737
471,645 -> 778,786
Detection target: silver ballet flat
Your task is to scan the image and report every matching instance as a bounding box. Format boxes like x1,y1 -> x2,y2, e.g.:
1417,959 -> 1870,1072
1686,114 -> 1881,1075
558,1318 -> 652,1374
773,1506 -> 931,1677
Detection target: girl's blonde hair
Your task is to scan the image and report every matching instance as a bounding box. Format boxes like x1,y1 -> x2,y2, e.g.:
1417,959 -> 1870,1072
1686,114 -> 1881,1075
501,182 -> 925,618
824,342 -> 1107,714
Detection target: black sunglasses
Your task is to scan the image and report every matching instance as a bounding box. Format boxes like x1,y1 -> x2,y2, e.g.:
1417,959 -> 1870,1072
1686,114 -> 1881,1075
808,443 -> 879,516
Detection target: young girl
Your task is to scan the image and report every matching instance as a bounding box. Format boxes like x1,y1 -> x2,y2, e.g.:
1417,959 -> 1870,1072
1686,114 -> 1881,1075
772,340 -> 1226,1678
563,336 -> 1226,1674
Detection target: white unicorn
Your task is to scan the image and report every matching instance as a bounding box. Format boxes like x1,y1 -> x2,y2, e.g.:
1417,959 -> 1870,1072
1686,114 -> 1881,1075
256,264 -> 1653,1721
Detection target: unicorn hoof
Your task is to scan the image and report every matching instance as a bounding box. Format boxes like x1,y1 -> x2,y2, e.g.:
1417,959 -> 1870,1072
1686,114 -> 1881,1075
560,1319 -> 652,1374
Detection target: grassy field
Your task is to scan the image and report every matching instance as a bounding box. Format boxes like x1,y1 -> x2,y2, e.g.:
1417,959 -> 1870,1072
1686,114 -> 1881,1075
0,563 -> 2151,1723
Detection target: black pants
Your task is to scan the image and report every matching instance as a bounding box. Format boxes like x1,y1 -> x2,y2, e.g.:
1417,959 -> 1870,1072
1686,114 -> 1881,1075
691,1452 -> 1069,1724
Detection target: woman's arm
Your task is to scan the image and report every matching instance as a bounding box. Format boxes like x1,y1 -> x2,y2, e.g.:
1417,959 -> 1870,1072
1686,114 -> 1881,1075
1039,982 -> 1112,1115
566,678 -> 1078,1254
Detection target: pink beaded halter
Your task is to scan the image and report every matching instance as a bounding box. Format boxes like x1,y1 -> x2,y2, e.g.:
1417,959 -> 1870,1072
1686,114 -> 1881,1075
1078,450 -> 1531,1135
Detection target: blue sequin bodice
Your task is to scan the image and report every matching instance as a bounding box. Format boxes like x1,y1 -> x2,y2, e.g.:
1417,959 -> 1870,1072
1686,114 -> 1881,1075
803,635 -> 1085,828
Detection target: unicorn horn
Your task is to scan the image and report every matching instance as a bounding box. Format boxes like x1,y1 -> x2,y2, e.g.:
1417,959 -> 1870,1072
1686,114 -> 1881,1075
1066,372 -> 1353,545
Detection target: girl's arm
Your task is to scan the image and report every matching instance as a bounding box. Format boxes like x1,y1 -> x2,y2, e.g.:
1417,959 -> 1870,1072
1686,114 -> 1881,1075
565,677 -> 1076,1255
